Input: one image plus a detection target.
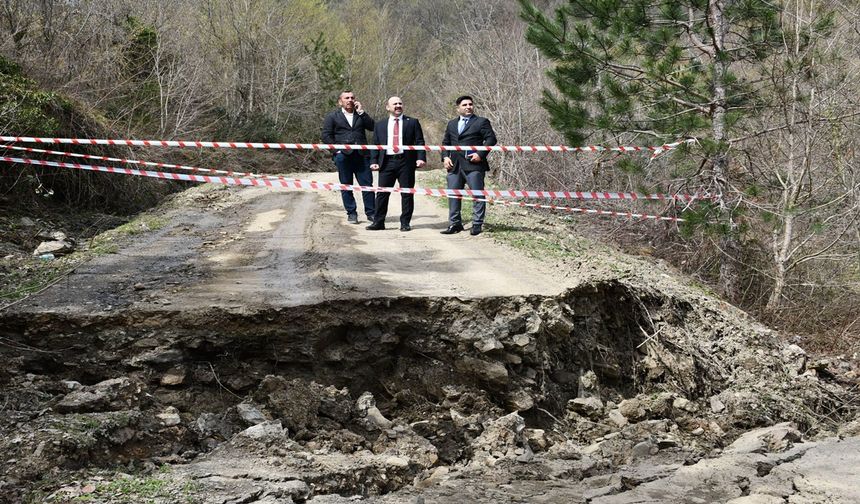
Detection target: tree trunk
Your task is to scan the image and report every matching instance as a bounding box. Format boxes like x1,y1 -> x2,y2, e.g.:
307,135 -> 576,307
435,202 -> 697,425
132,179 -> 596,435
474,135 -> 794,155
710,0 -> 741,301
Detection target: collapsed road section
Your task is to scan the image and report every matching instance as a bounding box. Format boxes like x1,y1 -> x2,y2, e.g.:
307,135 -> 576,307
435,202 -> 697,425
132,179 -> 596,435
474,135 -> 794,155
2,280 -> 857,503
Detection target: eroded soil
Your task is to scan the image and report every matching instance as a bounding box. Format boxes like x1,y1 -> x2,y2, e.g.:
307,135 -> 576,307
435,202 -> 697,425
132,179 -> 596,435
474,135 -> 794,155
2,173 -> 859,503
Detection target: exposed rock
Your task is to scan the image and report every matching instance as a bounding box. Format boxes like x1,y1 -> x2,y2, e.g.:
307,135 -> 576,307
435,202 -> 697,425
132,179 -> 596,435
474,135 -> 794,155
524,428 -> 549,452
56,377 -> 143,413
608,409 -> 629,428
33,240 -> 74,257
725,423 -> 801,454
236,403 -> 267,426
254,376 -> 321,432
710,395 -> 726,413
470,412 -> 525,464
355,392 -> 393,430
239,420 -> 287,442
508,389 -> 534,411
455,357 -> 509,386
415,466 -> 449,489
569,396 -> 605,419
131,348 -> 184,366
157,406 -> 181,426
160,367 -> 187,386
475,338 -> 504,353
618,398 -> 645,421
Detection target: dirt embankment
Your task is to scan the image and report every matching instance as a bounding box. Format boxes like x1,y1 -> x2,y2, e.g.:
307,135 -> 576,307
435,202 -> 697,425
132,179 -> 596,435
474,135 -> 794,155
1,175 -> 858,503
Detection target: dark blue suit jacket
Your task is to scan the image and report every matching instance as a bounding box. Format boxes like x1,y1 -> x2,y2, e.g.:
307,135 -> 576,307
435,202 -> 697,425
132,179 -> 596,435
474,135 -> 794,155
441,115 -> 497,172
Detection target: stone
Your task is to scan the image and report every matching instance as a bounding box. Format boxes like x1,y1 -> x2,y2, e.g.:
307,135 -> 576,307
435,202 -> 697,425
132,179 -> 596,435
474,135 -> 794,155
415,466 -> 449,489
254,376 -> 321,432
475,338 -> 504,353
385,456 -> 410,468
619,398 -> 645,421
157,406 -> 181,426
512,334 -> 531,347
56,377 -> 142,413
160,368 -> 186,386
131,348 -> 184,366
579,370 -> 599,392
673,397 -> 698,413
508,389 -> 534,411
455,357 -> 508,386
61,380 -> 82,390
726,423 -> 801,454
33,240 -> 74,257
355,392 -> 393,430
568,397 -> 604,419
236,403 -> 267,426
524,428 -> 549,451
630,440 -> 658,459
471,412 -> 525,460
608,409 -> 629,428
240,420 -> 287,441
710,396 -> 726,413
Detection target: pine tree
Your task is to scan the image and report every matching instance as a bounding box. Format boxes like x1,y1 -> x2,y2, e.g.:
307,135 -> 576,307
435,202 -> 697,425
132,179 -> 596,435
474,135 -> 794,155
519,0 -> 783,300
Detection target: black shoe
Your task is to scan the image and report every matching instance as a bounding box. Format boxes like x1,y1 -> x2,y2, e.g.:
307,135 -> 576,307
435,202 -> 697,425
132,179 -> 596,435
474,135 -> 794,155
347,213 -> 359,224
400,224 -> 412,232
440,224 -> 464,235
366,222 -> 385,230
470,225 -> 483,236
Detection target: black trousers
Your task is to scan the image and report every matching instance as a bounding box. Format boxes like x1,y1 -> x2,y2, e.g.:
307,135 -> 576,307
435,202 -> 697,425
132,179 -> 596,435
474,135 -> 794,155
374,156 -> 415,226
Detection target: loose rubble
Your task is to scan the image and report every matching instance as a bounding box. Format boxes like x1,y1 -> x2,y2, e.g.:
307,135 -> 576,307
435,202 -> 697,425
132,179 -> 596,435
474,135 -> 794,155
1,279 -> 859,503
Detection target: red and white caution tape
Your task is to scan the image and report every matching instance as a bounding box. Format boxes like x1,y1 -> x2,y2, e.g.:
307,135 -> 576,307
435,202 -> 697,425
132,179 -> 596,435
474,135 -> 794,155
3,144 -> 264,179
1,135 -> 692,155
1,156 -> 683,222
0,146 -> 711,202
443,194 -> 684,222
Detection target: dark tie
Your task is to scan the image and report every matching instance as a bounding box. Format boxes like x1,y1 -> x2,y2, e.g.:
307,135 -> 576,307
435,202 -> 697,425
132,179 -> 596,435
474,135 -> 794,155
393,118 -> 400,153
459,117 -> 468,134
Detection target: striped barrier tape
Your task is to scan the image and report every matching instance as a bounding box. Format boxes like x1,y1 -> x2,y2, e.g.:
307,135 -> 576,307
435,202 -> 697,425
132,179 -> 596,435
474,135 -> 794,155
443,193 -> 684,222
0,155 -> 683,222
0,135 -> 693,155
0,145 -> 712,202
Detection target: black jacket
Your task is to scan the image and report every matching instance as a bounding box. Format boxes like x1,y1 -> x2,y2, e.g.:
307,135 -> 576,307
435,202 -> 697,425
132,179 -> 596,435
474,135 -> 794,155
321,109 -> 375,157
370,116 -> 427,168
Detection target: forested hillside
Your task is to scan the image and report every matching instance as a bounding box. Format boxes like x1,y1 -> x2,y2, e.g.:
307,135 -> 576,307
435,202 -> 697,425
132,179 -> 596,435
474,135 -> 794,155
1,0 -> 858,349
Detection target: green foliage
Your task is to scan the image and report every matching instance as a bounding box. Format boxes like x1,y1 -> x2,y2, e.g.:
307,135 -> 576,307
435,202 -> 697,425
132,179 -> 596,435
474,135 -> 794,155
0,55 -> 61,135
306,33 -> 348,109
518,0 -> 783,142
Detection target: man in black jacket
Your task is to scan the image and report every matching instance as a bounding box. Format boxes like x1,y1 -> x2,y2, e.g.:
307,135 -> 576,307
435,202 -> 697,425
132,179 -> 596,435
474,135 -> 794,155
321,91 -> 376,224
365,96 -> 426,232
440,95 -> 497,236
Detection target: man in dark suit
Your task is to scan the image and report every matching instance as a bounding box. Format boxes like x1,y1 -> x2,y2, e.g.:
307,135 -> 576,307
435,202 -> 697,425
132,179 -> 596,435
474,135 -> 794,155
321,90 -> 376,224
440,95 -> 497,236
365,96 -> 426,232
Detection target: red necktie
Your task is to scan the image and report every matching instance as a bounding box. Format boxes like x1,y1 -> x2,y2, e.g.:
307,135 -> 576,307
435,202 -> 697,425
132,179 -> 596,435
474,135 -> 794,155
393,118 -> 400,153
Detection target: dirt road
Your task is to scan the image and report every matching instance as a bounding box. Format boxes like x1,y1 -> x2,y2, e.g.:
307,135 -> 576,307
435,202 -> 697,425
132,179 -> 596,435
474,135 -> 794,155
11,171 -> 573,316
3,171 -> 858,504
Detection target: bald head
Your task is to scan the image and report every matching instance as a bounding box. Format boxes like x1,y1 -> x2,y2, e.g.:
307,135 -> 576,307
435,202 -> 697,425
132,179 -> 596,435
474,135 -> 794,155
386,96 -> 404,117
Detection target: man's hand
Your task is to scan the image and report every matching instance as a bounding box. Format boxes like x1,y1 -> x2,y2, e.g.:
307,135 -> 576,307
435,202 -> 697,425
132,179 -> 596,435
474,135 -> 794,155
354,100 -> 364,114
416,160 -> 426,169
370,163 -> 379,171
467,153 -> 481,163
443,157 -> 454,171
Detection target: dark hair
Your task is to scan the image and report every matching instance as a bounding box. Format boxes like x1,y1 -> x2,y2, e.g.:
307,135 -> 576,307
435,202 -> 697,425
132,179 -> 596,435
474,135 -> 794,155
455,95 -> 473,105
339,90 -> 354,98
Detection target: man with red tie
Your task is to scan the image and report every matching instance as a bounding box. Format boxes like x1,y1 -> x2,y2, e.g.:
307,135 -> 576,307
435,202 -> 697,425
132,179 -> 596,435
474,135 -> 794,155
365,96 -> 426,232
